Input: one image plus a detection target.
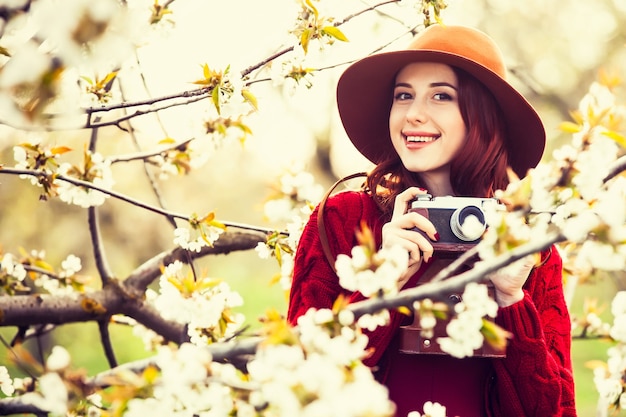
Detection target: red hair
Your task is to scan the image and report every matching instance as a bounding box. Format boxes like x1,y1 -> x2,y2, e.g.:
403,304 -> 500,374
366,67 -> 510,216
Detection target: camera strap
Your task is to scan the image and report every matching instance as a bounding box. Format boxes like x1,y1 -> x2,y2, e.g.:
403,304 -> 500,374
317,171 -> 367,273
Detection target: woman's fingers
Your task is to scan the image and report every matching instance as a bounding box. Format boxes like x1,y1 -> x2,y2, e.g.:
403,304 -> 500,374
383,187 -> 439,267
391,211 -> 438,242
391,187 -> 429,220
382,218 -> 435,264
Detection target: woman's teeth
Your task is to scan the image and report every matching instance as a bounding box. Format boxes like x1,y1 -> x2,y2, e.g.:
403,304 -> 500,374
406,135 -> 438,143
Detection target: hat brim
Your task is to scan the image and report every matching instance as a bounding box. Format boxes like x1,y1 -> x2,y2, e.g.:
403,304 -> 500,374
336,50 -> 545,178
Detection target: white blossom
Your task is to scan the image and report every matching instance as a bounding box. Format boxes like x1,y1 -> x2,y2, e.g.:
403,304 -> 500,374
255,242 -> 272,259
46,346 -> 71,371
152,263 -> 244,344
0,366 -> 14,396
357,310 -> 390,332
612,292 -> 626,317
60,254 -> 82,276
22,373 -> 69,415
173,224 -> 223,253
263,198 -> 294,223
610,315 -> 626,344
32,0 -> 138,70
56,153 -> 114,208
0,41 -> 51,88
595,377 -> 623,406
408,401 -> 449,417
246,314 -> 393,417
336,245 -> 408,297
436,283 -> 496,358
1,253 -> 27,281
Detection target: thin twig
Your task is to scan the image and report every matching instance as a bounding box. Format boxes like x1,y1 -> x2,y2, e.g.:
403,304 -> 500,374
108,138 -> 192,163
98,318 -> 118,368
604,154 -> 626,183
0,167 -> 278,234
89,207 -> 114,285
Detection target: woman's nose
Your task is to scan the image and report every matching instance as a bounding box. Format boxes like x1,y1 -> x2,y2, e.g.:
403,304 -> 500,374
406,100 -> 427,123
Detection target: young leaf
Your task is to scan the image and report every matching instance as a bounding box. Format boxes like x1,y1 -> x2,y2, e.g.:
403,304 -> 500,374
101,71 -> 118,86
303,0 -> 319,18
300,28 -> 311,54
80,75 -> 94,85
322,26 -> 349,42
241,88 -> 258,111
50,146 -> 73,155
212,87 -> 221,114
559,121 -> 582,134
602,130 -> 626,148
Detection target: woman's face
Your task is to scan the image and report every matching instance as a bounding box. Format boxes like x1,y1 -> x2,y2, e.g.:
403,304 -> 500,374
389,62 -> 467,193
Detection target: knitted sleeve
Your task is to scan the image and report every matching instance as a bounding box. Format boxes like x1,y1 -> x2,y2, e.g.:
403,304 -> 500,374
286,191 -> 405,366
490,247 -> 577,417
287,191 -> 377,323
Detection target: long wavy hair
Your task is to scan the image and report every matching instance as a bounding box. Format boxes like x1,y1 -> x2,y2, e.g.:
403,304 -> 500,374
366,66 -> 510,217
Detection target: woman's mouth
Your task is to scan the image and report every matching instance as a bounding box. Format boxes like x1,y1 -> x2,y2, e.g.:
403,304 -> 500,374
405,134 -> 439,143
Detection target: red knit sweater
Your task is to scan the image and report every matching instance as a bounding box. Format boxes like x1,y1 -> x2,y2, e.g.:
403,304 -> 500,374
287,191 -> 577,417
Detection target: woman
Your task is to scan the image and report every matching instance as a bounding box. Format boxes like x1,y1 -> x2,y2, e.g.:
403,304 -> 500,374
287,25 -> 576,417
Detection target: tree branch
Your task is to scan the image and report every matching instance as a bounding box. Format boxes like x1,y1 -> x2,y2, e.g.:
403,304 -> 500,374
0,284 -> 188,344
0,230 -> 266,344
0,397 -> 47,417
123,230 -> 268,293
347,232 -> 565,318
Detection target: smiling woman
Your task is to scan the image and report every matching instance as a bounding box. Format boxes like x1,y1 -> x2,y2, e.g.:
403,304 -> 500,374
287,24 -> 577,417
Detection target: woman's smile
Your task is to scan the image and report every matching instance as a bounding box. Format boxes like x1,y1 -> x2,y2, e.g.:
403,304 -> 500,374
403,132 -> 441,144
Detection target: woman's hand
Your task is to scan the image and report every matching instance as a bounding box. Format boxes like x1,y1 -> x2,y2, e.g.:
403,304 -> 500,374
488,255 -> 536,307
381,187 -> 438,289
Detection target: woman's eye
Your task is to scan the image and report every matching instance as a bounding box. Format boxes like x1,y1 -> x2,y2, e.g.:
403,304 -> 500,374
394,92 -> 412,101
433,92 -> 453,101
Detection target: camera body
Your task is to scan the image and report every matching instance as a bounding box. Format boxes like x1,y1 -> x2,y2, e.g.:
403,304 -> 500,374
408,194 -> 502,257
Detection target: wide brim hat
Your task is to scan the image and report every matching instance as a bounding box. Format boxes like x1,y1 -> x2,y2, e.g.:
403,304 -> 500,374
336,24 -> 545,178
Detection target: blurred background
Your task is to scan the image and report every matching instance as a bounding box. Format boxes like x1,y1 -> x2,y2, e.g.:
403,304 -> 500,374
1,0 -> 625,414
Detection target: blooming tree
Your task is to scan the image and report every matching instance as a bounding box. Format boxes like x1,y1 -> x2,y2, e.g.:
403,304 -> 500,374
0,0 -> 624,416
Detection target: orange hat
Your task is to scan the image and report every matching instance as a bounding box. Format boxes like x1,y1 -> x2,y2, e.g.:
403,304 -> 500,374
336,25 -> 545,178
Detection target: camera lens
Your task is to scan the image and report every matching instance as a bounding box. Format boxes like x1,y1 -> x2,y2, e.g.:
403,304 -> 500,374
450,206 -> 486,241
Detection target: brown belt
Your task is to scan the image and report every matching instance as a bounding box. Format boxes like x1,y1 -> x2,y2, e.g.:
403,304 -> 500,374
398,259 -> 506,358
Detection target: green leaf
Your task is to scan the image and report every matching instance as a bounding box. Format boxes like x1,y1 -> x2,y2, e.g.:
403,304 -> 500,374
236,122 -> 253,135
212,87 -> 221,114
101,71 -> 118,86
303,0 -> 319,18
50,146 -> 72,155
241,88 -> 258,111
300,28 -> 311,54
322,26 -> 348,42
80,75 -> 94,85
559,121 -> 582,134
158,137 -> 176,144
602,130 -> 626,149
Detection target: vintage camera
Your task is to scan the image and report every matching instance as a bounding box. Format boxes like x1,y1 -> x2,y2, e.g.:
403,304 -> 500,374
408,194 -> 502,257
401,194 -> 506,357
